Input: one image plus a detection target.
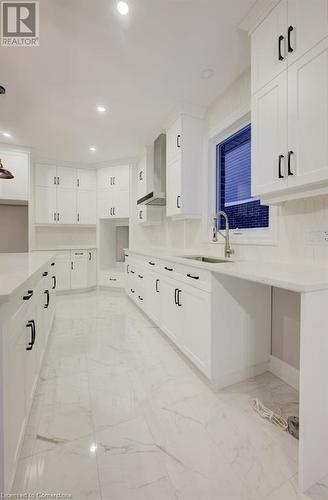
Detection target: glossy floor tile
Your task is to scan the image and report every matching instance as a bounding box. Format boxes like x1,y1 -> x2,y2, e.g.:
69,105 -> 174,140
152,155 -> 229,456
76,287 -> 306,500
12,290 -> 328,499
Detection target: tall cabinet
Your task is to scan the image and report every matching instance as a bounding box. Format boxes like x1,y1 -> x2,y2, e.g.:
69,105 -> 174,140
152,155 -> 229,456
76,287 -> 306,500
251,0 -> 328,203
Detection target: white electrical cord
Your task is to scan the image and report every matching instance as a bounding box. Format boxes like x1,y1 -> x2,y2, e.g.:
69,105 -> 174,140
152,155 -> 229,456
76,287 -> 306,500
251,398 -> 288,431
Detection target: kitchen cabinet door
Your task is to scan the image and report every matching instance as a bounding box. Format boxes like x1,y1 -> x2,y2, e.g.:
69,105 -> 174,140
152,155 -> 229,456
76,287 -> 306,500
252,71 -> 288,196
179,284 -> 211,375
24,302 -> 38,414
77,189 -> 96,224
57,188 -> 76,224
167,117 -> 182,164
71,251 -> 88,289
160,277 -> 182,344
57,167 -> 76,189
3,303 -> 27,489
287,0 -> 328,66
166,158 -> 182,217
287,37 -> 328,189
137,156 -> 147,199
0,151 -> 29,202
87,250 -> 97,287
251,0 -> 287,94
144,271 -> 161,325
111,165 -> 130,190
55,252 -> 71,291
35,164 -> 57,188
77,169 -> 96,190
35,186 -> 57,224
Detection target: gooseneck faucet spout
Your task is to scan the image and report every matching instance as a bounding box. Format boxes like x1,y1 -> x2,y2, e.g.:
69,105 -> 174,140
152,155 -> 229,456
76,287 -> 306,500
212,211 -> 234,259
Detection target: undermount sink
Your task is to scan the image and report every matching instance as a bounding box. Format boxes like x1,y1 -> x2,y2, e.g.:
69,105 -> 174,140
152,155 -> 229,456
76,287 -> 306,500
179,256 -> 232,264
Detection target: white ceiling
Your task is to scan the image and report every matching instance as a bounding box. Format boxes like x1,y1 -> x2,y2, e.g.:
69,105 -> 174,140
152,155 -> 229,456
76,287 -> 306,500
0,0 -> 255,163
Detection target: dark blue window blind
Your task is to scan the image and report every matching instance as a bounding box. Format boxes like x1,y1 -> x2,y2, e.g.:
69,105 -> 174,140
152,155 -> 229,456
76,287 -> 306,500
216,124 -> 269,230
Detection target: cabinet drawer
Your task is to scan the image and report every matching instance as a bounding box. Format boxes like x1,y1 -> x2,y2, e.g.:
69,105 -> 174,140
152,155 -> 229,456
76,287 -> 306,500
99,271 -> 125,288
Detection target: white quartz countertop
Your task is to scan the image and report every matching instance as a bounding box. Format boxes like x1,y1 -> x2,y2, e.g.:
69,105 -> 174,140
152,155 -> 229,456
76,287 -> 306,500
0,252 -> 55,305
126,248 -> 328,293
32,246 -> 97,251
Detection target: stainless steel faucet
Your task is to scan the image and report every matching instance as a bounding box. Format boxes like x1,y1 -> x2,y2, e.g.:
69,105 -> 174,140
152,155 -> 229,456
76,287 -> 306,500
212,211 -> 234,258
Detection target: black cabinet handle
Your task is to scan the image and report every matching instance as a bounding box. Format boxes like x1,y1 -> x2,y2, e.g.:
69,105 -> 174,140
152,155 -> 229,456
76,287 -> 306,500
51,262 -> 55,267
177,134 -> 181,148
155,279 -> 160,293
42,271 -> 48,277
165,266 -> 173,272
187,273 -> 199,280
130,270 -> 135,274
139,210 -> 143,220
110,208 -> 113,216
74,252 -> 84,256
288,150 -> 294,176
174,288 -> 179,305
110,177 -> 112,186
139,171 -> 143,181
148,261 -> 155,266
54,212 -> 56,222
131,289 -> 135,294
278,35 -> 285,61
288,26 -> 294,53
278,154 -> 285,179
138,296 -> 144,301
71,262 -> 74,270
54,176 -> 57,185
138,274 -> 143,279
52,276 -> 56,290
23,290 -> 33,301
44,290 -> 50,309
177,289 -> 182,307
89,252 -> 91,261
26,321 -> 34,350
176,195 -> 181,209
127,264 -> 130,274
110,278 -> 117,281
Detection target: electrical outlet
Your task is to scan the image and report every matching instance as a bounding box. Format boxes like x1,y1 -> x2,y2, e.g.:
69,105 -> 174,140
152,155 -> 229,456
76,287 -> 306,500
306,230 -> 328,245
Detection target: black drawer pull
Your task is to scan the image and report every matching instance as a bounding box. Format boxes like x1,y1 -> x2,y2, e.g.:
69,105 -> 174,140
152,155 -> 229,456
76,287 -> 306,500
148,261 -> 155,266
26,320 -> 35,350
165,266 -> 173,272
74,252 -> 84,255
187,273 -> 199,280
177,134 -> 181,148
287,150 -> 294,176
130,270 -> 135,274
155,279 -> 160,293
287,25 -> 294,53
52,276 -> 56,290
278,35 -> 285,61
278,154 -> 285,179
23,290 -> 33,301
42,271 -> 48,277
44,290 -> 50,309
51,262 -> 55,266
131,289 -> 135,294
177,289 -> 182,307
138,296 -> 144,301
174,288 -> 179,305
110,278 -> 117,281
138,274 -> 144,279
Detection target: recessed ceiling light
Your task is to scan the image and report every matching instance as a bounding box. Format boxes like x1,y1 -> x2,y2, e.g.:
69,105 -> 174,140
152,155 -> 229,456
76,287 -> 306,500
2,132 -> 12,138
117,1 -> 129,15
201,68 -> 214,80
96,105 -> 106,113
89,146 -> 96,152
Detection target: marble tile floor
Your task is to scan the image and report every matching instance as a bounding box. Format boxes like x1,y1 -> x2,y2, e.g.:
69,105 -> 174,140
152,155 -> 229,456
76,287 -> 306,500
12,290 -> 328,500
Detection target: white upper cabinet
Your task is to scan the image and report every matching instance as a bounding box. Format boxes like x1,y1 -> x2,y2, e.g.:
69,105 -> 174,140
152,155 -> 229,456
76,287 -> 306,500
77,169 -> 96,190
252,0 -> 328,95
287,37 -> 328,189
252,71 -> 288,196
35,164 -> 57,188
98,165 -> 129,191
0,151 -> 29,202
166,113 -> 203,218
252,0 -> 287,95
56,167 -> 76,189
34,165 -> 96,225
251,0 -> 328,203
287,0 -> 328,65
136,156 -> 147,200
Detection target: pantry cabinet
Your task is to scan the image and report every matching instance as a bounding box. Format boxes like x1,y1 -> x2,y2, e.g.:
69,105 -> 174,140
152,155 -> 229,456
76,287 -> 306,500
166,113 -> 203,218
251,0 -> 328,203
34,165 -> 96,225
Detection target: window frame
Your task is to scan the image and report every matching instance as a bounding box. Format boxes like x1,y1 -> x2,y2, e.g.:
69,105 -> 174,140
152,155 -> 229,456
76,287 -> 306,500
205,110 -> 278,246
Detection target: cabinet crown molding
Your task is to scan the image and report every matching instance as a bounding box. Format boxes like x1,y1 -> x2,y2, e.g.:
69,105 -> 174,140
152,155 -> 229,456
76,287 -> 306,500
239,0 -> 280,33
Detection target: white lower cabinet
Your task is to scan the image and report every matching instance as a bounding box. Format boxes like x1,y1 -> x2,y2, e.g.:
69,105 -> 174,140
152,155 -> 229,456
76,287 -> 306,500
55,249 -> 97,291
1,258 -> 56,491
126,253 -> 271,385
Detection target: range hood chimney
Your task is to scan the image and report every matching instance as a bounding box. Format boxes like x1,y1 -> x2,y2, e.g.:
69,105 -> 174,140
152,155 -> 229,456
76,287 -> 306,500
137,133 -> 166,206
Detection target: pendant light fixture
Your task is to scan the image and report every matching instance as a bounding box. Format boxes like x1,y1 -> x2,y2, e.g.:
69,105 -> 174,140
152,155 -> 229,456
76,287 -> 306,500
0,158 -> 14,179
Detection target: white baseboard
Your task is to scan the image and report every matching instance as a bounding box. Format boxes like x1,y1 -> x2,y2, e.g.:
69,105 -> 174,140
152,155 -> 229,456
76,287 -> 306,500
213,361 -> 270,390
269,355 -> 299,391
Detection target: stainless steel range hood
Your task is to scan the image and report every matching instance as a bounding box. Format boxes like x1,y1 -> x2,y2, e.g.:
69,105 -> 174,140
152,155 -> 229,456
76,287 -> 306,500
137,133 -> 166,206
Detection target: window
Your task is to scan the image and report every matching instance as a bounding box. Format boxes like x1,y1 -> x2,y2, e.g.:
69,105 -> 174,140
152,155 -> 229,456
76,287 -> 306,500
216,124 -> 269,230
